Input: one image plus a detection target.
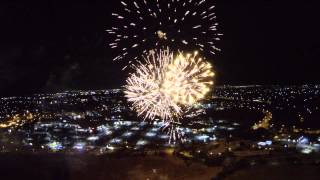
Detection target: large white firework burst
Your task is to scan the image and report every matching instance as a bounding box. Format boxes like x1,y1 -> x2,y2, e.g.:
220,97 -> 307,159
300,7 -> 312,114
124,48 -> 215,122
107,0 -> 222,66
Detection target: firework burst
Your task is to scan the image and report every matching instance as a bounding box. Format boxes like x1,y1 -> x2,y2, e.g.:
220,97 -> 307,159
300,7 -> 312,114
107,0 -> 222,66
124,48 -> 215,122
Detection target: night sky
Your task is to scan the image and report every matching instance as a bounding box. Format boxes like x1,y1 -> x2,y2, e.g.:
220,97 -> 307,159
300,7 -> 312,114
1,0 -> 320,96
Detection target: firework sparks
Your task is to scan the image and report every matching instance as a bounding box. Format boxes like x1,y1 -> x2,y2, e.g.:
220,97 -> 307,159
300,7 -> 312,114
107,0 -> 222,65
124,48 -> 215,122
162,122 -> 187,144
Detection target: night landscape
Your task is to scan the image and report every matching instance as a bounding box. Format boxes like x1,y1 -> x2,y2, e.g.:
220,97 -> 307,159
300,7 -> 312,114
1,0 -> 320,180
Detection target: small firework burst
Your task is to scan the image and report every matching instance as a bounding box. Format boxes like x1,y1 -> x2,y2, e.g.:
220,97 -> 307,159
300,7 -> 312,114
107,0 -> 222,67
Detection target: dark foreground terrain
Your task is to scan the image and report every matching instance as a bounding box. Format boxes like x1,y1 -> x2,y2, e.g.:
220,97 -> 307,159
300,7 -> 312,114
0,153 -> 320,180
0,154 -> 221,180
